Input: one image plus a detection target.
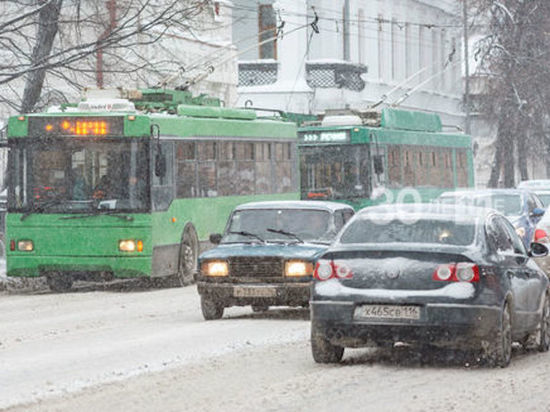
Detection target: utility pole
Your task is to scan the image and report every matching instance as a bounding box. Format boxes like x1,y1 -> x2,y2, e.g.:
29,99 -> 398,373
463,0 -> 471,135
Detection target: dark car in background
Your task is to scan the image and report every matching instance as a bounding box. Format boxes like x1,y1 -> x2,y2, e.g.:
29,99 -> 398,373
310,204 -> 550,367
197,201 -> 354,320
517,180 -> 550,207
436,189 -> 545,248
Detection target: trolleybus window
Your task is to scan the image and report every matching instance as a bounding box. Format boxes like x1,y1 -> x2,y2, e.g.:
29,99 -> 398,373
9,139 -> 149,213
173,139 -> 295,200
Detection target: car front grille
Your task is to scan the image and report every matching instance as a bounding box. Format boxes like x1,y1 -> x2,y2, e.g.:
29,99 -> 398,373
229,257 -> 284,278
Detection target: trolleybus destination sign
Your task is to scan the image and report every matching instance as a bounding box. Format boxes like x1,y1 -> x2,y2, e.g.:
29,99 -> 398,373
298,130 -> 350,143
28,116 -> 124,137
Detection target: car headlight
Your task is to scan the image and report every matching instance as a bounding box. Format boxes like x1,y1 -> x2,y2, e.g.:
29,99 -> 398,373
202,260 -> 229,277
285,260 -> 313,277
17,240 -> 34,251
515,226 -> 526,238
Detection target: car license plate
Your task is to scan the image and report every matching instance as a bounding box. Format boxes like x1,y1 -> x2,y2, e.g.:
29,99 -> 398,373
233,286 -> 277,298
354,304 -> 421,321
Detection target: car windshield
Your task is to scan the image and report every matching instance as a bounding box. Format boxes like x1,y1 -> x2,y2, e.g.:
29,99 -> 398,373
340,215 -> 476,246
223,208 -> 332,243
9,138 -> 150,213
439,193 -> 522,217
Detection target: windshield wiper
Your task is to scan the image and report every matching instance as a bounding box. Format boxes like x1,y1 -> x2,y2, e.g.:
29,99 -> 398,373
59,210 -> 134,221
20,199 -> 65,221
266,228 -> 303,243
228,230 -> 265,243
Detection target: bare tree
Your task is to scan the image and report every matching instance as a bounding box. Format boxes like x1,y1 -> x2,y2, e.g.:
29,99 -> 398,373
0,0 -> 213,114
471,0 -> 550,186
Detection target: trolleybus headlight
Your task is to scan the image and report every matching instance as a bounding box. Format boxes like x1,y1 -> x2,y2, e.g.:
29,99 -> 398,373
202,260 -> 229,277
17,240 -> 33,251
284,260 -> 313,277
119,240 -> 136,252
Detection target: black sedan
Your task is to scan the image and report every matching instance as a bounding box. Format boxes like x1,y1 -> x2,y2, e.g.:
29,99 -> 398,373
310,204 -> 550,367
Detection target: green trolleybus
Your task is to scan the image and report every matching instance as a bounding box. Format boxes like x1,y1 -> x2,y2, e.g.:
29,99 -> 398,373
298,108 -> 474,209
6,88 -> 298,291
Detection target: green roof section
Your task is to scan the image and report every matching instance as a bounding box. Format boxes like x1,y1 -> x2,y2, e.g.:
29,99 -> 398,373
380,108 -> 442,132
132,88 -> 221,112
152,115 -> 296,139
177,105 -> 257,120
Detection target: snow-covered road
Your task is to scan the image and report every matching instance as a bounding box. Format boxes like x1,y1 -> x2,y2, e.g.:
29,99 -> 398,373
2,285 -> 550,411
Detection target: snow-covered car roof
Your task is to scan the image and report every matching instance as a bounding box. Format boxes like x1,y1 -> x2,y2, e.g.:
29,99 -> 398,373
234,200 -> 354,212
518,179 -> 550,189
439,188 -> 532,198
356,203 -> 495,221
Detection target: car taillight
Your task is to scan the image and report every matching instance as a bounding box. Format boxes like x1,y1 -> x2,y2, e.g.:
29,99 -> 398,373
434,264 -> 454,281
314,260 -> 353,281
456,262 -> 480,282
433,263 -> 479,283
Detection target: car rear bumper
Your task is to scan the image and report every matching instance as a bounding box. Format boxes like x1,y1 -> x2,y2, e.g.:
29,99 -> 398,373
311,300 -> 501,347
197,280 -> 310,307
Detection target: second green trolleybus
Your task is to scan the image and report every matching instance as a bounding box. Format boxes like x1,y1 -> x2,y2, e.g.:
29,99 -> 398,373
298,107 -> 474,209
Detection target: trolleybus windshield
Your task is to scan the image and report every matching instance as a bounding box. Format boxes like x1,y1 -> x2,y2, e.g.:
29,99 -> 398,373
299,144 -> 370,200
9,138 -> 150,214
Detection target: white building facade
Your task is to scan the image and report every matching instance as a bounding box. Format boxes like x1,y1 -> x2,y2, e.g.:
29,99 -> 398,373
233,0 -> 465,128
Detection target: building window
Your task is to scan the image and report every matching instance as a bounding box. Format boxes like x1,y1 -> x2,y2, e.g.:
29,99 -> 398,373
378,14 -> 388,82
358,9 -> 365,64
405,23 -> 412,78
343,1 -> 350,61
259,5 -> 277,59
391,18 -> 398,81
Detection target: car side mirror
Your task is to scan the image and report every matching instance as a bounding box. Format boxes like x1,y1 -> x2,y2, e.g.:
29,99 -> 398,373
209,233 -> 222,245
529,242 -> 549,258
531,207 -> 545,219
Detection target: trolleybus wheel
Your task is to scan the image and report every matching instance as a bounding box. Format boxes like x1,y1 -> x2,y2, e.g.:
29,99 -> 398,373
46,272 -> 73,293
177,224 -> 198,287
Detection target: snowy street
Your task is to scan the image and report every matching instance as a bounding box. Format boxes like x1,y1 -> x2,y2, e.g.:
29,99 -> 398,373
2,284 -> 550,412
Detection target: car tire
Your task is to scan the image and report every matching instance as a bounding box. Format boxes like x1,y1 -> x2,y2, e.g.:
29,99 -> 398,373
489,302 -> 512,368
46,272 -> 73,293
310,322 -> 344,363
200,296 -> 224,320
177,225 -> 199,287
537,293 -> 550,352
251,305 -> 269,313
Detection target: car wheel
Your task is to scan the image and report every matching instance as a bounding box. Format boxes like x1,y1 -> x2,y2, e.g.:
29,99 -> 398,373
537,293 -> 550,352
46,272 -> 73,293
489,302 -> 512,368
310,322 -> 344,363
200,296 -> 224,320
251,305 -> 269,313
177,225 -> 199,287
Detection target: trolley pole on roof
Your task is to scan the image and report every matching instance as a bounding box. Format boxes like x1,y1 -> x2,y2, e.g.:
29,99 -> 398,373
463,0 -> 471,135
